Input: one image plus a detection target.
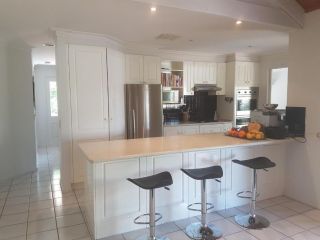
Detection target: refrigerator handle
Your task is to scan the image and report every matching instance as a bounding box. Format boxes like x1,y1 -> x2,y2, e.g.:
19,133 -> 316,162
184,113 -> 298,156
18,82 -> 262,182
132,109 -> 136,138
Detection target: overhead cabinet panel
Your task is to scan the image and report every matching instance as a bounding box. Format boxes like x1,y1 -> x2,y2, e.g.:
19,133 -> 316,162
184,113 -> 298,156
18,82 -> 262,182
143,56 -> 161,84
125,54 -> 144,84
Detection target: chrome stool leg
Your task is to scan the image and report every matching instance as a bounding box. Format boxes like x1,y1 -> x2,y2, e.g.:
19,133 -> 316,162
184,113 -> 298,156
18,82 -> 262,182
234,169 -> 270,229
136,189 -> 170,240
186,180 -> 222,240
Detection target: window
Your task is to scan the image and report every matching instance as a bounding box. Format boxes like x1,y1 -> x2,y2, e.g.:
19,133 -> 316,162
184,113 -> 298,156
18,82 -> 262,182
270,68 -> 288,110
49,81 -> 58,117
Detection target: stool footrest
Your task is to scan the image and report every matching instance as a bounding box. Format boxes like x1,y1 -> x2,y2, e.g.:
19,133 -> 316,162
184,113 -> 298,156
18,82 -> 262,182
134,213 -> 162,225
236,191 -> 260,199
187,202 -> 214,212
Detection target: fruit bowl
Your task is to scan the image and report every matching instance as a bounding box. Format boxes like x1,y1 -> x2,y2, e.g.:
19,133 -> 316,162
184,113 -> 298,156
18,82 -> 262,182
225,128 -> 265,140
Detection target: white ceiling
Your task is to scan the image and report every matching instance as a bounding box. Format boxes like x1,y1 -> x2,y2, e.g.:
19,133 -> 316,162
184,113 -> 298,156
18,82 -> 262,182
0,0 -> 291,60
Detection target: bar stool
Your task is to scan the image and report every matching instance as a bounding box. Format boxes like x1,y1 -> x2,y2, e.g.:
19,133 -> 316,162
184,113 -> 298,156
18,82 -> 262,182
232,157 -> 276,229
127,171 -> 173,240
181,166 -> 223,240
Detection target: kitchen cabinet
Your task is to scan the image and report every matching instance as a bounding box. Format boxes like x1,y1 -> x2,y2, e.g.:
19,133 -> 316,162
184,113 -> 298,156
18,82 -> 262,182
69,45 -> 110,182
183,61 -> 219,95
181,125 -> 200,135
125,54 -> 161,84
143,56 -> 161,84
199,125 -> 222,134
235,62 -> 259,87
69,45 -> 126,183
183,61 -> 195,95
216,63 -> 226,95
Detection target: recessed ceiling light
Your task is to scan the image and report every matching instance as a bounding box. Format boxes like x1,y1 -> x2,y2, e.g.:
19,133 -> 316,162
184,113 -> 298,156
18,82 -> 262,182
236,20 -> 243,25
150,6 -> 157,12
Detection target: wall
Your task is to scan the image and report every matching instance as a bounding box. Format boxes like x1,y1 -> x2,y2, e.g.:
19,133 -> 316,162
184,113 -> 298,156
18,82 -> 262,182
0,42 -> 13,181
0,41 -> 36,182
285,10 -> 320,208
258,53 -> 288,107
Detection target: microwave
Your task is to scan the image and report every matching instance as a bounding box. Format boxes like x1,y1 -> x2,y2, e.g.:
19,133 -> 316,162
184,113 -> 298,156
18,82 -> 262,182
162,89 -> 180,104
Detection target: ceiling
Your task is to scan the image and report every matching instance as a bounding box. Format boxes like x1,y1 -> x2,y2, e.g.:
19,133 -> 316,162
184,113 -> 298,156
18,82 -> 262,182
0,0 -> 292,61
296,0 -> 320,12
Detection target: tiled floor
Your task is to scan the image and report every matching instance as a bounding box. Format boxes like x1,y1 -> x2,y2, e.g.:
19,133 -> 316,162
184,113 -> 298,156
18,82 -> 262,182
1,148 -> 320,240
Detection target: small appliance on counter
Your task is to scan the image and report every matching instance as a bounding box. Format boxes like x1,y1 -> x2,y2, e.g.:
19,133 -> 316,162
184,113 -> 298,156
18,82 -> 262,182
251,104 -> 282,127
286,106 -> 306,137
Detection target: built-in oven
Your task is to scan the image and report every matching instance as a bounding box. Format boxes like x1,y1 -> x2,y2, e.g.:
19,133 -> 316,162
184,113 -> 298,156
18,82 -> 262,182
236,87 -> 259,127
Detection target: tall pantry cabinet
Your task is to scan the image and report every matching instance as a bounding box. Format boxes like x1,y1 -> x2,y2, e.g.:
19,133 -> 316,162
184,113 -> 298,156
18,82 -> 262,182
68,45 -> 125,182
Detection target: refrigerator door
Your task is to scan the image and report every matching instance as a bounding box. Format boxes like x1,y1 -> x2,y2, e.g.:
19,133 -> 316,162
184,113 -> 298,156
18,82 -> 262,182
126,84 -> 163,139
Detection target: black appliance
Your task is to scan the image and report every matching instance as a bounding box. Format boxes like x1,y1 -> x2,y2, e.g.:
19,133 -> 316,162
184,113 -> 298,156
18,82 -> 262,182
185,92 -> 217,122
163,108 -> 181,123
285,107 -> 306,137
264,126 -> 287,139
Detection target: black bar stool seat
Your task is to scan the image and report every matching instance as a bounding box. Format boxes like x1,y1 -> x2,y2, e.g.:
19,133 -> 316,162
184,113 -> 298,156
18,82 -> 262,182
232,157 -> 276,169
181,166 -> 223,180
127,171 -> 173,190
232,157 -> 276,229
181,165 -> 223,240
127,171 -> 173,240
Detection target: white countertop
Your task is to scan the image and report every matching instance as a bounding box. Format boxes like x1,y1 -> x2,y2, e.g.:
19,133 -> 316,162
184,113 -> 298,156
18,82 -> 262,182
79,133 -> 290,163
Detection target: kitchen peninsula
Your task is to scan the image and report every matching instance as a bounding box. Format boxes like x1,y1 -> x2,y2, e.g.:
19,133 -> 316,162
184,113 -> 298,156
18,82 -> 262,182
79,133 -> 290,239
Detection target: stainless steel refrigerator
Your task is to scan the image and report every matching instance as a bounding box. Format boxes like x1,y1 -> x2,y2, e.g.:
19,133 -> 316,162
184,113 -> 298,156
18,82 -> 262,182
125,84 -> 163,139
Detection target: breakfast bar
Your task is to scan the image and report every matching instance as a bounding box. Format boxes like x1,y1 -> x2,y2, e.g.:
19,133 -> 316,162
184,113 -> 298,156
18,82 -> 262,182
79,134 -> 290,239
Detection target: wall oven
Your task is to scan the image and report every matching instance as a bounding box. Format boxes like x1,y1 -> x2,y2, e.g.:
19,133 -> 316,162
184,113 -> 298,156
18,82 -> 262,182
236,87 -> 259,127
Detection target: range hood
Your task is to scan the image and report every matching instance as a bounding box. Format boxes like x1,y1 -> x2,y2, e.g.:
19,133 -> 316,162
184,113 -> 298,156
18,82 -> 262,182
193,84 -> 222,92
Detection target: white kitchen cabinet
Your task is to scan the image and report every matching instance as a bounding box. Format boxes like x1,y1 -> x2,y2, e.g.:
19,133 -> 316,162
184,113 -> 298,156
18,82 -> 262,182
125,54 -> 144,84
107,49 -> 126,140
69,45 -> 110,182
216,63 -> 226,95
183,61 -> 195,95
163,126 -> 181,136
194,62 -> 217,85
143,56 -> 161,84
235,62 -> 259,87
125,54 -> 161,84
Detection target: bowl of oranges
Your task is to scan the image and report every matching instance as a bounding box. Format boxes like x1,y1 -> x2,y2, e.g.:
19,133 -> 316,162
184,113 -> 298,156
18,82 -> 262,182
226,122 -> 265,140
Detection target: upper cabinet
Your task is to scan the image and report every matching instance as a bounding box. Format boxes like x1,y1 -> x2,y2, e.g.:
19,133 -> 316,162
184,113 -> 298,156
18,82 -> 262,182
235,62 -> 259,87
183,61 -> 225,95
125,54 -> 161,84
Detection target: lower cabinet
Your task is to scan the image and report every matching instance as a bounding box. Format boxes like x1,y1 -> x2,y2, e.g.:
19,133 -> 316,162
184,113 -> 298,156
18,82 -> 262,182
164,123 -> 232,136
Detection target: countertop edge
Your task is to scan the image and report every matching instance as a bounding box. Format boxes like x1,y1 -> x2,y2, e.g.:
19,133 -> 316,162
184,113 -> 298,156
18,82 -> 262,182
81,137 -> 291,164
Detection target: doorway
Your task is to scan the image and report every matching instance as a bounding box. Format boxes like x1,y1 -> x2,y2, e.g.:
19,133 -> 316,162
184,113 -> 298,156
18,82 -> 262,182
269,67 -> 288,110
34,65 -> 59,149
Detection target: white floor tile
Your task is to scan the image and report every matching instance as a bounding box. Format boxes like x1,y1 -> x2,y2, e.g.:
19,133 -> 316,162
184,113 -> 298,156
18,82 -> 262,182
56,213 -> 84,228
211,219 -> 242,236
287,214 -> 320,230
292,231 -> 320,240
55,204 -> 81,217
2,203 -> 29,215
0,212 -> 28,227
28,208 -> 55,222
27,218 -> 56,235
5,196 -> 30,206
266,205 -> 298,218
29,199 -> 54,211
0,223 -> 27,239
271,220 -> 305,236
225,231 -> 258,240
281,201 -> 313,213
54,196 -> 78,207
165,230 -> 190,240
304,210 -> 320,222
27,229 -> 59,240
248,227 -> 286,240
58,224 -> 90,240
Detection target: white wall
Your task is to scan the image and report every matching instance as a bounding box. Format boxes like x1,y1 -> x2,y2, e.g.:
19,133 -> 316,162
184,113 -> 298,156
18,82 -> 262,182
0,42 -> 14,181
258,53 -> 288,108
0,41 -> 36,182
285,10 -> 320,208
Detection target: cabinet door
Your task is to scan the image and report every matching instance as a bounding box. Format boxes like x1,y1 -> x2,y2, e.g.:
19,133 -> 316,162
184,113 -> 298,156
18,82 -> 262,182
143,56 -> 161,84
216,63 -> 226,95
107,49 -> 126,140
164,126 -> 181,136
199,124 -> 222,134
69,45 -> 109,182
181,125 -> 199,135
125,54 -> 144,84
207,63 -> 217,85
221,123 -> 233,132
183,62 -> 194,95
235,62 -> 247,87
